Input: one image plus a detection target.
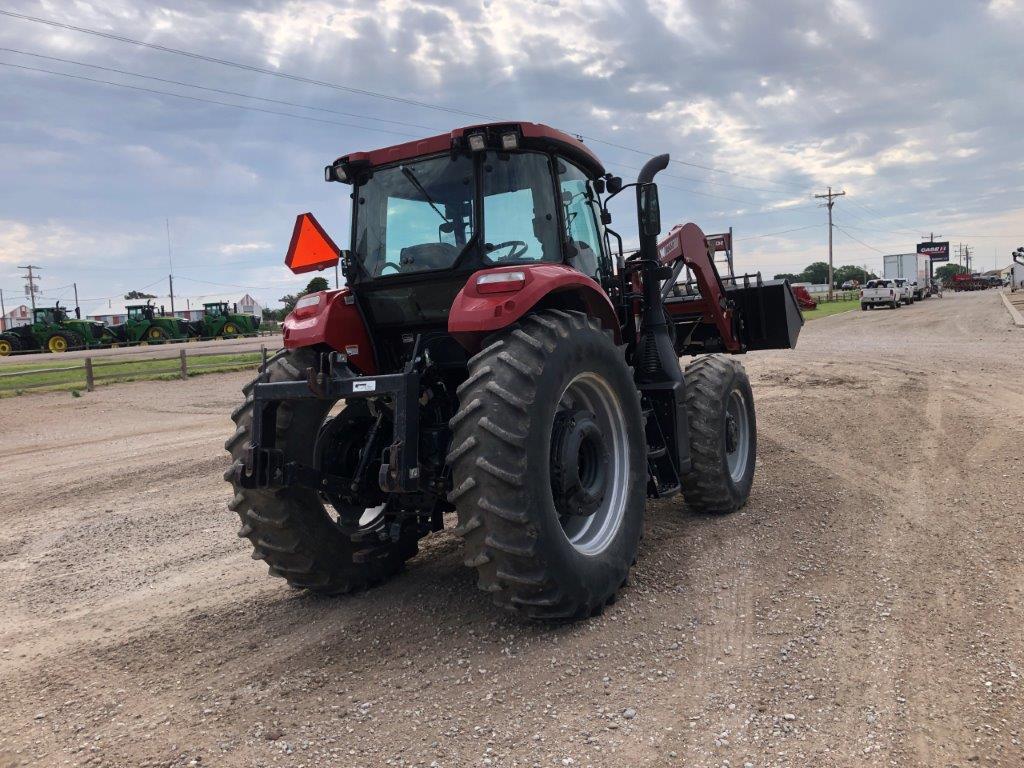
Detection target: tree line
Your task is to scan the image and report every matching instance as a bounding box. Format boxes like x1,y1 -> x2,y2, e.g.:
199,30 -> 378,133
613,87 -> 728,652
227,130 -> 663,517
773,262 -> 877,286
775,261 -> 971,286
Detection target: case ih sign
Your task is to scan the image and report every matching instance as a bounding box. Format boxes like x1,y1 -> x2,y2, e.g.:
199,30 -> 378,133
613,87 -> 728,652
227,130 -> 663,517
918,241 -> 950,262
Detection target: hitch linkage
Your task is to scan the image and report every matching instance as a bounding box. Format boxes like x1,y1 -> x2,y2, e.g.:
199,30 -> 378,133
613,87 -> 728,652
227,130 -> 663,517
236,348 -> 423,495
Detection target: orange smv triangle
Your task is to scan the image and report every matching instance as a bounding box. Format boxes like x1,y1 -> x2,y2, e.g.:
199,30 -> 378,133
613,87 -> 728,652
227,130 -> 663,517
284,212 -> 341,274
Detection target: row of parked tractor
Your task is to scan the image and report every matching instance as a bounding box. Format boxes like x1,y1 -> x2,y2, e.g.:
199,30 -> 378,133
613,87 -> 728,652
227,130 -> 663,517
0,300 -> 261,356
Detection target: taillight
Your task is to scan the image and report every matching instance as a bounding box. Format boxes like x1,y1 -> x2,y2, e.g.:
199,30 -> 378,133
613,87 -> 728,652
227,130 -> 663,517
477,271 -> 526,294
292,292 -> 323,318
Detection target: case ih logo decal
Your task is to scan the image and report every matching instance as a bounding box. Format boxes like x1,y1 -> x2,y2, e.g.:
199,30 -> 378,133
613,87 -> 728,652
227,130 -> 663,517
706,233 -> 732,252
917,241 -> 950,262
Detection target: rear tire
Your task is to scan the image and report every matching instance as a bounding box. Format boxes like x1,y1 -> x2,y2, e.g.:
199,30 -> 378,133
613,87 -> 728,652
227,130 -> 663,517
448,310 -> 646,620
224,349 -> 417,594
147,327 -> 169,343
679,355 -> 756,515
46,332 -> 74,353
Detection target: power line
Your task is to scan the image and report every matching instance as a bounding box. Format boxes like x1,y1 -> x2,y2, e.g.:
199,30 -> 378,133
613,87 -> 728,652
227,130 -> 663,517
0,8 -> 814,193
9,45 -> 807,199
0,57 -> 822,224
0,61 -> 423,138
0,47 -> 441,133
173,273 -> 302,291
0,9 -> 491,118
834,225 -> 888,253
735,224 -> 823,241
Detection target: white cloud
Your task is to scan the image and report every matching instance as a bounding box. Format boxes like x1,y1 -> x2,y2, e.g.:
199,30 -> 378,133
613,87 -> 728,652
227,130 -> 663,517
219,242 -> 272,256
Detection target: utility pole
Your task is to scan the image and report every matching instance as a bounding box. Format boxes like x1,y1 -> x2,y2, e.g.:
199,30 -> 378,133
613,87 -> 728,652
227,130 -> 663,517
73,282 -> 79,315
921,233 -> 941,282
18,264 -> 41,311
0,288 -> 5,331
166,218 -> 175,315
815,187 -> 845,300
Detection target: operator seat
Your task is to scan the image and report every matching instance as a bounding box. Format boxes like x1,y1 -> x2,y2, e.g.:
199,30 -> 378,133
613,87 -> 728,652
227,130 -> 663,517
397,242 -> 458,272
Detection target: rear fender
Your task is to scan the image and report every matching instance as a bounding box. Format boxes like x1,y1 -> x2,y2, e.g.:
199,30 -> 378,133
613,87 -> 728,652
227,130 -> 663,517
282,289 -> 378,375
448,264 -> 620,353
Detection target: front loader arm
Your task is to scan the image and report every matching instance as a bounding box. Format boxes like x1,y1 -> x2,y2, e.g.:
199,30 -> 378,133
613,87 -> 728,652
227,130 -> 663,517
657,223 -> 742,353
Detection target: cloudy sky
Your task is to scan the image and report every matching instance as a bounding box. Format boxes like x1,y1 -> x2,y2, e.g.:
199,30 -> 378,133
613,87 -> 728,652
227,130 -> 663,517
1,0 -> 1022,312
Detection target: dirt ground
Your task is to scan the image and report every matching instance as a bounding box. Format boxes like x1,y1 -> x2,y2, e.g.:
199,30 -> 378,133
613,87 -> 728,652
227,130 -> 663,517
0,290 -> 1021,768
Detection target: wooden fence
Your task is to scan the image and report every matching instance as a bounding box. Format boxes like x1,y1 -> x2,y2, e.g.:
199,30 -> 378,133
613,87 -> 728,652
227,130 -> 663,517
0,346 -> 268,395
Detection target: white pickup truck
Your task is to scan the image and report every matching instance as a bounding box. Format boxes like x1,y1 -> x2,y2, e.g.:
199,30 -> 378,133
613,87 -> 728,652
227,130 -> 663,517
893,278 -> 916,305
861,279 -> 901,310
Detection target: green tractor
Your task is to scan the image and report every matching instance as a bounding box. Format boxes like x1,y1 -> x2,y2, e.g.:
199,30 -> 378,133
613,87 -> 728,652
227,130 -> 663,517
0,303 -> 117,355
106,302 -> 191,345
190,302 -> 260,339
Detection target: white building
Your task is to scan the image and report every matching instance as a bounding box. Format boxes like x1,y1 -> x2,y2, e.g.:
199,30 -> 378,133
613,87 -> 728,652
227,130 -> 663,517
1,303 -> 32,331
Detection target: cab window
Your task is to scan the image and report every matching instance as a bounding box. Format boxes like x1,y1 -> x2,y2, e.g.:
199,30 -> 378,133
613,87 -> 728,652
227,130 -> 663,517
557,159 -> 605,280
481,151 -> 560,264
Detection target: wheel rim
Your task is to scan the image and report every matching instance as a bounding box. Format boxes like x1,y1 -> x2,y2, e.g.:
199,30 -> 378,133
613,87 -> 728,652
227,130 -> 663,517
224,323 -> 238,335
49,337 -> 67,352
314,409 -> 388,533
0,340 -> 10,355
725,388 -> 751,482
552,372 -> 629,556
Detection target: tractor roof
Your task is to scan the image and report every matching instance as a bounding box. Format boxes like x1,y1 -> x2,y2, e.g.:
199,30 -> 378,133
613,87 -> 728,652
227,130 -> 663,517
337,122 -> 605,179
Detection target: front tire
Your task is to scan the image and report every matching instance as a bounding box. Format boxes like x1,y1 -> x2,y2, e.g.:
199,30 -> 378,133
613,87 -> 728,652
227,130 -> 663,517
46,332 -> 73,353
224,349 -> 417,594
448,310 -> 646,620
679,356 -> 756,515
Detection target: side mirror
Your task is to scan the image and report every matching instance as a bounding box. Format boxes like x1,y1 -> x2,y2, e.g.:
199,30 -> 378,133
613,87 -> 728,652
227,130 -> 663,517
593,178 -> 605,195
606,176 -> 623,194
639,184 -> 661,237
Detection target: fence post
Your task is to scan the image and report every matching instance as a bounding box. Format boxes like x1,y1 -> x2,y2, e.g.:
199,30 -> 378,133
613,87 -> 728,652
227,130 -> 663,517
84,357 -> 95,392
180,348 -> 188,380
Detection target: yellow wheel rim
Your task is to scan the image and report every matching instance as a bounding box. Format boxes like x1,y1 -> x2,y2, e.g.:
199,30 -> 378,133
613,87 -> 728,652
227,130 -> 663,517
224,323 -> 238,335
0,340 -> 11,356
48,336 -> 68,353
148,328 -> 164,339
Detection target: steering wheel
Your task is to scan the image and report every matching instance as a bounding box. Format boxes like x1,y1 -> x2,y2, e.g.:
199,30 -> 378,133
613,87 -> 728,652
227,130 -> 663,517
376,261 -> 403,276
487,241 -> 529,260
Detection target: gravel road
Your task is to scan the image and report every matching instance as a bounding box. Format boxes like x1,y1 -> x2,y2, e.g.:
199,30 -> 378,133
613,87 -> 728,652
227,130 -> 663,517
0,291 -> 1021,768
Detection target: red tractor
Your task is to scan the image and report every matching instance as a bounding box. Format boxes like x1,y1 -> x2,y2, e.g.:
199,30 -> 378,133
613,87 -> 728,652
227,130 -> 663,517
790,285 -> 818,311
227,122 -> 802,619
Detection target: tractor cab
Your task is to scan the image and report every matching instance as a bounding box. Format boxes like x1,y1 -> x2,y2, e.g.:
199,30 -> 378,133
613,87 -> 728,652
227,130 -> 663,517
321,124 -> 617,358
203,302 -> 230,317
126,303 -> 156,322
34,307 -> 60,326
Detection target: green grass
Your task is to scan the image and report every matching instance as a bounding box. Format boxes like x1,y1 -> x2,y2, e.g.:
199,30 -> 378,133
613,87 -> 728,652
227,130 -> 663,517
802,298 -> 860,320
0,351 -> 263,396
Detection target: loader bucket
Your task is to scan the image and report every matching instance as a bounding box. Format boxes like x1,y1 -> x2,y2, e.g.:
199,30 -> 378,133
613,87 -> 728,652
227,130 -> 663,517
726,278 -> 803,351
